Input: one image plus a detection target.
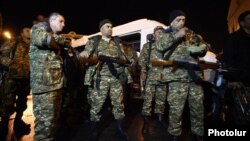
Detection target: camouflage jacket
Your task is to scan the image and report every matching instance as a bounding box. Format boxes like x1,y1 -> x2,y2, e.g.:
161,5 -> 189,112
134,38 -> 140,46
0,37 -> 30,79
0,40 -> 15,70
29,22 -> 67,93
139,42 -> 164,84
84,38 -> 129,85
155,31 -> 208,82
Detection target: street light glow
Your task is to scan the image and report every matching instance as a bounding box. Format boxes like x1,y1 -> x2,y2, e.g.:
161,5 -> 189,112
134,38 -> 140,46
3,31 -> 12,39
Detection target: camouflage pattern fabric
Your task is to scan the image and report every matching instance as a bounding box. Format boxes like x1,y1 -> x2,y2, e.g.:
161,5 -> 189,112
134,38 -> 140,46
155,31 -> 207,136
0,40 -> 15,68
167,82 -> 204,136
29,22 -> 66,93
84,38 -> 128,121
139,42 -> 167,116
0,37 -> 30,117
32,90 -> 62,141
155,31 -> 208,82
11,37 -> 31,118
9,37 -> 30,78
0,40 -> 16,117
89,75 -> 125,121
141,83 -> 167,116
0,79 -> 16,117
29,22 -> 66,140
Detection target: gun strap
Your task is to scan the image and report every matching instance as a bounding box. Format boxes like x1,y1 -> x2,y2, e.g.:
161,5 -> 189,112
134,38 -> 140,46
162,28 -> 182,60
90,35 -> 102,57
146,41 -> 152,71
187,68 -> 201,84
163,41 -> 180,60
10,41 -> 18,60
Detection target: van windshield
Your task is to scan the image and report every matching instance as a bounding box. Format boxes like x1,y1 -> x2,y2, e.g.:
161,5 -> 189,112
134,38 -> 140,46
119,33 -> 141,52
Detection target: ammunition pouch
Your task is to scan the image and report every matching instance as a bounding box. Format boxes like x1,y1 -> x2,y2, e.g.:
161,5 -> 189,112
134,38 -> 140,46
107,63 -> 127,84
117,70 -> 128,84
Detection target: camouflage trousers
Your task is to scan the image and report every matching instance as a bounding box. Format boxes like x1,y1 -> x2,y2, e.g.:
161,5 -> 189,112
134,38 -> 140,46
0,79 -> 16,117
89,75 -> 125,122
142,83 -> 167,116
168,82 -> 204,136
32,89 -> 63,141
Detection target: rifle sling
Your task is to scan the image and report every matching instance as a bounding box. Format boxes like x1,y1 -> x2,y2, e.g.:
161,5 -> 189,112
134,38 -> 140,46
162,37 -> 201,83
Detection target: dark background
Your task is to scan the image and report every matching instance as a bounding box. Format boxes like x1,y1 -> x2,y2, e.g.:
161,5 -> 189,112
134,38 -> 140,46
0,0 -> 230,52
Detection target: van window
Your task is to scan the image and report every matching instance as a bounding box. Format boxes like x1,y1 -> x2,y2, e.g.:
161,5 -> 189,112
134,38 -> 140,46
119,33 -> 141,52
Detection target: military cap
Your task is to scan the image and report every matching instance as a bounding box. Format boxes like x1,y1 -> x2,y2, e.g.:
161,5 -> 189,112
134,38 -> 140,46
169,10 -> 186,24
153,26 -> 164,33
99,19 -> 112,29
238,10 -> 250,23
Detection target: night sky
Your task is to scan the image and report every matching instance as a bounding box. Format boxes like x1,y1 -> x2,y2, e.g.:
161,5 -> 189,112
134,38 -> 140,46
1,0 -> 230,52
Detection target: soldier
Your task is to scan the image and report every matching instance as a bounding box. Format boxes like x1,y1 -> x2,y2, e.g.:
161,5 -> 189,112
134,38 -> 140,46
11,27 -> 31,139
82,19 -> 134,141
155,10 -> 208,141
139,26 -> 168,133
0,39 -> 17,141
29,12 -> 84,140
0,27 -> 31,140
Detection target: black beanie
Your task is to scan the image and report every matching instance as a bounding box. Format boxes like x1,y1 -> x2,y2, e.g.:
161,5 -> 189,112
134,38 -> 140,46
99,19 -> 112,29
169,10 -> 186,24
238,10 -> 250,23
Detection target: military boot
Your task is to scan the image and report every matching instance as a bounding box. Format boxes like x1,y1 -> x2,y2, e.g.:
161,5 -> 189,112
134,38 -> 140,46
89,121 -> 98,141
157,114 -> 167,129
195,135 -> 204,141
170,134 -> 179,141
115,119 -> 129,141
0,116 -> 10,141
142,116 -> 150,134
14,119 -> 31,139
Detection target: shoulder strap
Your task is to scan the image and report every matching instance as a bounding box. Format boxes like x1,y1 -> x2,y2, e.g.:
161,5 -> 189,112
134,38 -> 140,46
113,36 -> 130,62
163,43 -> 178,60
146,42 -> 152,71
10,40 -> 18,59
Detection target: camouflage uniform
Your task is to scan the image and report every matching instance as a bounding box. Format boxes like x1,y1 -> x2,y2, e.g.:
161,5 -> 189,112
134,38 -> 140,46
0,40 -> 17,118
139,42 -> 167,116
0,36 -> 30,115
29,22 -> 67,140
11,36 -> 31,124
155,30 -> 208,136
84,38 -> 128,122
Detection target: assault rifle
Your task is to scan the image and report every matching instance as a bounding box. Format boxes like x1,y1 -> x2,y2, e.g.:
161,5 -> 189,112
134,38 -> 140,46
60,31 -> 84,40
81,55 -> 132,66
151,58 -> 220,70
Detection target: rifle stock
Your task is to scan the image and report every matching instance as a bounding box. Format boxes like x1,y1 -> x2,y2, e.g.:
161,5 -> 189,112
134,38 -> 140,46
151,58 -> 220,70
151,59 -> 173,67
60,31 -> 84,39
81,55 -> 131,65
199,60 -> 220,70
81,56 -> 99,64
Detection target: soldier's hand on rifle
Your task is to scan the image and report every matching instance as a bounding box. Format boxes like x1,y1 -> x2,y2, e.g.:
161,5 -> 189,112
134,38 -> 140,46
79,51 -> 90,58
49,37 -> 60,50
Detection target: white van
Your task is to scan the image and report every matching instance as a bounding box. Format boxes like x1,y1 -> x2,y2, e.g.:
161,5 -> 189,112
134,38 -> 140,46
87,18 -> 167,54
